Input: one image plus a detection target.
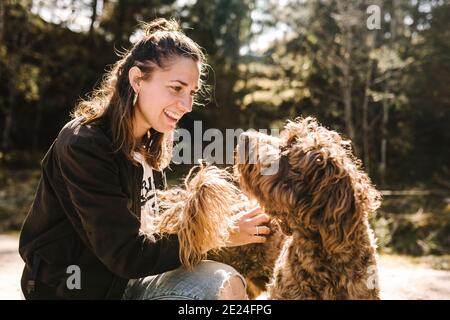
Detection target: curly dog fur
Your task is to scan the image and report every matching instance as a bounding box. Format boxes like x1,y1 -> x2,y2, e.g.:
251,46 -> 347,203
234,117 -> 381,299
141,164 -> 240,270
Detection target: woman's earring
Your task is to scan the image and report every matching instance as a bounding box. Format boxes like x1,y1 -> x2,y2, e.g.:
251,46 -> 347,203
133,91 -> 138,106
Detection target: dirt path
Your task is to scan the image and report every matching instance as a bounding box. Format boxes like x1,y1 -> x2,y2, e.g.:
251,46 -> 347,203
1,234 -> 449,300
0,234 -> 23,300
378,255 -> 450,299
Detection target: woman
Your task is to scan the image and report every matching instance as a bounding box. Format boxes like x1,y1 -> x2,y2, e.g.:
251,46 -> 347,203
18,18 -> 270,300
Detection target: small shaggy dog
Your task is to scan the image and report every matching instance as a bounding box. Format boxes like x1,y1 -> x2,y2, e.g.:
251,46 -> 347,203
141,164 -> 239,270
144,117 -> 381,300
233,117 -> 382,299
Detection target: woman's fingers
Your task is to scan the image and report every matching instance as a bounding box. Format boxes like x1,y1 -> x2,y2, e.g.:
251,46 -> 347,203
241,206 -> 264,219
253,225 -> 271,235
226,227 -> 267,247
249,235 -> 267,244
242,213 -> 271,235
226,207 -> 272,247
248,213 -> 271,226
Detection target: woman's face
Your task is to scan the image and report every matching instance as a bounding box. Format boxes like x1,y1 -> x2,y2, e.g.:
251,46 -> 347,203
130,56 -> 201,136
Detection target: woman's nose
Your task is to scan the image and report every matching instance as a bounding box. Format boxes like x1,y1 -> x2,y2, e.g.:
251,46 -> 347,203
178,95 -> 192,113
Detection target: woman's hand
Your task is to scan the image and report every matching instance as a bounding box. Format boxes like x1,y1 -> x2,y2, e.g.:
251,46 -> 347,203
226,206 -> 271,247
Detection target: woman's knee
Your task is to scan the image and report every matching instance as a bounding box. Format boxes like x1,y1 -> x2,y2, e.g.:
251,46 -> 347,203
194,260 -> 248,300
125,260 -> 248,300
217,274 -> 248,300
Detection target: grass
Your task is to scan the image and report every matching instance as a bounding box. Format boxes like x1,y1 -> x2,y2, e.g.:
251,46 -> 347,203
0,168 -> 41,232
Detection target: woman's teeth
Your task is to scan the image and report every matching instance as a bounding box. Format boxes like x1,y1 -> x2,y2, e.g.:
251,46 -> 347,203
164,110 -> 181,120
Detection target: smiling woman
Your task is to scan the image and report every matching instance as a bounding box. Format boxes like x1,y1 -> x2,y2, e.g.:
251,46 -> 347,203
72,18 -> 207,171
130,56 -> 200,135
17,18 -> 268,300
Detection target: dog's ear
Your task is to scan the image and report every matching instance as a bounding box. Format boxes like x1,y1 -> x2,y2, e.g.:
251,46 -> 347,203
317,168 -> 362,254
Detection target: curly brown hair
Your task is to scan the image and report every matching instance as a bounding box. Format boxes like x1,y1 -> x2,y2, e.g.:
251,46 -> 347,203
235,117 -> 382,299
73,18 -> 206,170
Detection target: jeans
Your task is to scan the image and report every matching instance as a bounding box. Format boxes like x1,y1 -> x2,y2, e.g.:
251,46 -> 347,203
122,260 -> 247,300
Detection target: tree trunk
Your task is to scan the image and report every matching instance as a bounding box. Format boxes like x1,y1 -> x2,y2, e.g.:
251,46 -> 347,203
380,100 -> 388,185
0,0 -> 4,44
1,4 -> 31,152
32,102 -> 43,152
89,0 -> 98,37
115,0 -> 127,47
2,87 -> 15,151
380,0 -> 397,185
2,54 -> 20,151
362,63 -> 373,173
342,28 -> 358,156
335,1 -> 358,156
362,34 -> 376,174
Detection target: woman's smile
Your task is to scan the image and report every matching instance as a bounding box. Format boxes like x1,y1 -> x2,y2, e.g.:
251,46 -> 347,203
163,109 -> 182,126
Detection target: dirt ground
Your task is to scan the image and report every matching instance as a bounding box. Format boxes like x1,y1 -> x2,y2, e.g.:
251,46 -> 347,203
0,234 -> 23,300
1,234 -> 449,300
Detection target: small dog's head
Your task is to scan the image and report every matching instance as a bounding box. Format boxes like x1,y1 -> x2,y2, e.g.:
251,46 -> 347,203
236,117 -> 381,253
154,164 -> 240,270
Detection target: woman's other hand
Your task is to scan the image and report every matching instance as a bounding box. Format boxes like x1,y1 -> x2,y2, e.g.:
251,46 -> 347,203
226,206 -> 271,247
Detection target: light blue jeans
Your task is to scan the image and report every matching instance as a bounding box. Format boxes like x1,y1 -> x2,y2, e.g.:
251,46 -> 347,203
122,260 -> 247,300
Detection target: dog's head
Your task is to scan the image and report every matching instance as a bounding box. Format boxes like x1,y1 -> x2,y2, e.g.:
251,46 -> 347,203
236,117 -> 381,253
235,129 -> 296,235
154,164 -> 240,270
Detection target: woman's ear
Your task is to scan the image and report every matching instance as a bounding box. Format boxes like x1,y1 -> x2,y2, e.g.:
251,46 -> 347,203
128,66 -> 143,93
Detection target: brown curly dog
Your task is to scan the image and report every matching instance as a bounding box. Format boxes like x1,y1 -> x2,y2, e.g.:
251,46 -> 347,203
233,117 -> 381,299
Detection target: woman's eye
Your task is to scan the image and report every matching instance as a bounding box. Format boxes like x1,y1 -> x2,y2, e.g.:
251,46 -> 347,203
171,86 -> 182,93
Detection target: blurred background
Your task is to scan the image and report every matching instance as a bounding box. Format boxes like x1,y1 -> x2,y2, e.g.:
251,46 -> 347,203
0,0 -> 449,299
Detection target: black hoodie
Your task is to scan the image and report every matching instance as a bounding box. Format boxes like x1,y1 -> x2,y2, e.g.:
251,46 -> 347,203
19,117 -> 181,299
